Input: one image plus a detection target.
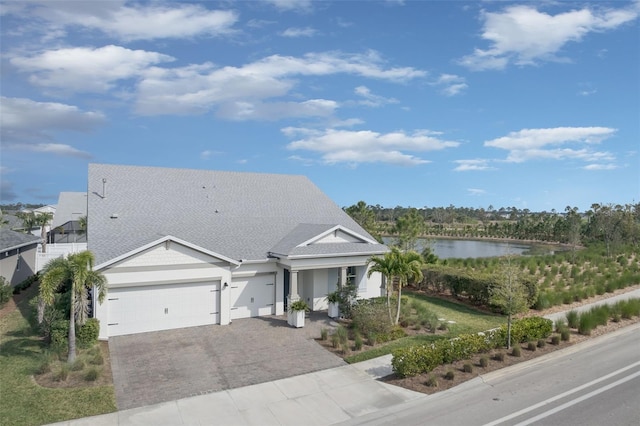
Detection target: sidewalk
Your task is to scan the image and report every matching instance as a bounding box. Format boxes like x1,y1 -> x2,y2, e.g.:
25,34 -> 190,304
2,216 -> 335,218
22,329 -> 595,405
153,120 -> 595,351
49,288 -> 640,426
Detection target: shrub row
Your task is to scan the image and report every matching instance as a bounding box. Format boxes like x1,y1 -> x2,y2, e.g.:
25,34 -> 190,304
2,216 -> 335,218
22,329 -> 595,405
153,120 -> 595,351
421,265 -> 538,309
391,317 -> 552,377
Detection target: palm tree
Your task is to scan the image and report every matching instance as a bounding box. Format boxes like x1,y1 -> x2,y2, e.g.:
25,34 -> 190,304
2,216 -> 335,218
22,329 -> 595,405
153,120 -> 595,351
393,250 -> 423,325
40,251 -> 107,363
368,248 -> 401,324
35,212 -> 54,252
368,247 -> 424,325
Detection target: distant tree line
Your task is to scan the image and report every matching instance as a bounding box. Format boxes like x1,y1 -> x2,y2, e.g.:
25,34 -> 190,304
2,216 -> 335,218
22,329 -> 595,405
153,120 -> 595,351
345,201 -> 640,255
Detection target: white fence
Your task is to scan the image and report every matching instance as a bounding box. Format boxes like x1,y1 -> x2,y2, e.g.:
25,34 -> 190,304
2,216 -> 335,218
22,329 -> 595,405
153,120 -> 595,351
36,243 -> 88,272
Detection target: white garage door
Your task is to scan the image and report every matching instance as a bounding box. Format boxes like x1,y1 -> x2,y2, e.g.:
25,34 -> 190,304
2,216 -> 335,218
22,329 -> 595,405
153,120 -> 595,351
230,274 -> 275,320
107,281 -> 220,336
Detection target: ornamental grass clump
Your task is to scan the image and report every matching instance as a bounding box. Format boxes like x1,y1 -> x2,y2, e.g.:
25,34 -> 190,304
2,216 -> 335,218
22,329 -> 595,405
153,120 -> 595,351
479,356 -> 489,368
511,346 -> 522,357
463,363 -> 473,373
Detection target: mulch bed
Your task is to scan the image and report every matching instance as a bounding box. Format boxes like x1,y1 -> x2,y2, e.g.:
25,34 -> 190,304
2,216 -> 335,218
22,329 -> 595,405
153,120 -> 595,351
381,316 -> 639,394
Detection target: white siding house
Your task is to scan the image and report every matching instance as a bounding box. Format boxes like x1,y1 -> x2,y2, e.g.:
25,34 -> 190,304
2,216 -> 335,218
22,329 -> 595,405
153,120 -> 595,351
88,164 -> 387,339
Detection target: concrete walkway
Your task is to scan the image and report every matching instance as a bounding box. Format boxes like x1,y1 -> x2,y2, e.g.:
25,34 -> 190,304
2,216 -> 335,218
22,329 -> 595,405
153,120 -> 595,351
49,289 -> 640,426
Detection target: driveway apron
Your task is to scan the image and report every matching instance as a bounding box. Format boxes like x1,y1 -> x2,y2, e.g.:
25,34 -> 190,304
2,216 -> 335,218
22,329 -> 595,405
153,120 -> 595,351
108,313 -> 345,410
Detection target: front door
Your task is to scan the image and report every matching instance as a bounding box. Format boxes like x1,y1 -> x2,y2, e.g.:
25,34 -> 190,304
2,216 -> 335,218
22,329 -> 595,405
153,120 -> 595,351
283,269 -> 290,311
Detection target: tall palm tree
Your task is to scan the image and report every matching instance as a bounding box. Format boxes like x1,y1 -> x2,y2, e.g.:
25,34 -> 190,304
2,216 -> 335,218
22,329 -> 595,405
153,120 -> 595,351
40,251 -> 107,363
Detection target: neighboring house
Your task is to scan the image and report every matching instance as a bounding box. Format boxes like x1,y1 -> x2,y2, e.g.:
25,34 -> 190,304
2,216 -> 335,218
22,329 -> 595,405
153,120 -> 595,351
0,228 -> 41,286
89,163 -> 388,339
50,192 -> 87,244
36,192 -> 88,272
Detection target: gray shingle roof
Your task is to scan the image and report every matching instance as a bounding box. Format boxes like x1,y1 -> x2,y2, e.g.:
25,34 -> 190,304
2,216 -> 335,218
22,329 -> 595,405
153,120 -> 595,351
88,164 -> 387,266
52,192 -> 87,228
0,228 -> 41,252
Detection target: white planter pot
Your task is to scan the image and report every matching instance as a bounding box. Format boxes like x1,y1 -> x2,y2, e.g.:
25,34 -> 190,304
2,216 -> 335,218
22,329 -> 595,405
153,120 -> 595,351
328,302 -> 339,318
289,310 -> 305,328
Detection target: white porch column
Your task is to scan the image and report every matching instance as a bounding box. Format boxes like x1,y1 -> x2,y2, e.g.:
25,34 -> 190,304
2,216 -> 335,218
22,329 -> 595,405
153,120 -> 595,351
339,266 -> 347,287
287,270 -> 300,326
289,270 -> 299,300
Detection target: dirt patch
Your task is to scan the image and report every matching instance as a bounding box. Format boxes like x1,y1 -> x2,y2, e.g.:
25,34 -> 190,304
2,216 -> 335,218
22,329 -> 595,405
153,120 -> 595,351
381,316 -> 639,395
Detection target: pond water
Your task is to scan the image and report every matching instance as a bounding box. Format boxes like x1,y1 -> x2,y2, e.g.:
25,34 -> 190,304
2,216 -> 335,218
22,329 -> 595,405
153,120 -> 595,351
383,237 -> 550,259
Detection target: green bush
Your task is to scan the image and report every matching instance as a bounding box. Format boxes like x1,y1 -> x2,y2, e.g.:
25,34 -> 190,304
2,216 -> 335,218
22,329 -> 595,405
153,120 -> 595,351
527,341 -> 537,351
71,359 -> 85,371
463,363 -> 473,373
537,338 -> 546,348
0,277 -> 12,306
498,317 -> 553,346
444,370 -> 455,380
494,352 -> 505,362
77,318 -> 100,349
50,319 -> 69,351
351,298 -> 393,341
561,329 -> 571,341
84,367 -> 100,382
551,335 -> 561,345
511,346 -> 522,357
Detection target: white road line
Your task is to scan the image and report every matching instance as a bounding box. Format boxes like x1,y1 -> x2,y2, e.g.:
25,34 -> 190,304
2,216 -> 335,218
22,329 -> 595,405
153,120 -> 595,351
483,360 -> 640,426
514,370 -> 640,426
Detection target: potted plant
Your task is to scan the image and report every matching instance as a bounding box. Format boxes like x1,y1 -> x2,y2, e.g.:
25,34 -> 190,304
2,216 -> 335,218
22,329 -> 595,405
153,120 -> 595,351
288,299 -> 309,328
326,289 -> 341,318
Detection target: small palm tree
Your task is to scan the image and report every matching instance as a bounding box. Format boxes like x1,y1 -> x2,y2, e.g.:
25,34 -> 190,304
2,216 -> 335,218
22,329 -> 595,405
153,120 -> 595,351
368,248 -> 424,326
40,251 -> 107,363
35,212 -> 54,252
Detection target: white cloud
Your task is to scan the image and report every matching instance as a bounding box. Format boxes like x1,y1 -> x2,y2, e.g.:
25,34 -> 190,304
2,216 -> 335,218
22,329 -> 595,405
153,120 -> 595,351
9,1 -> 238,41
467,188 -> 487,196
11,45 -> 174,92
216,99 -> 338,121
485,127 -> 617,163
285,128 -> 459,166
431,74 -> 468,96
0,97 -> 105,148
453,159 -> 494,171
460,4 -> 639,70
24,143 -> 91,159
583,163 -> 618,170
265,0 -> 314,12
353,86 -> 399,107
134,50 -> 424,117
281,27 -> 318,37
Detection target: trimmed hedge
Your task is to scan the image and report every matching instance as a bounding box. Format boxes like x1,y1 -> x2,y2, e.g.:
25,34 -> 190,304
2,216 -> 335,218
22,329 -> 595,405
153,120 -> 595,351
391,316 -> 552,378
77,318 -> 100,349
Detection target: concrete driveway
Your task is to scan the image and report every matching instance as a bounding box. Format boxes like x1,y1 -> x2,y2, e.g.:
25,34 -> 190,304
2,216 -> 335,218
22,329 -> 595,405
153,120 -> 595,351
108,313 -> 345,410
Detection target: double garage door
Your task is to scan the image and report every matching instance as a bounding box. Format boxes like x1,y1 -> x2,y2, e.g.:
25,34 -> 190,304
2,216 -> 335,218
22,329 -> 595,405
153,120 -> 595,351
230,274 -> 275,320
107,281 -> 220,336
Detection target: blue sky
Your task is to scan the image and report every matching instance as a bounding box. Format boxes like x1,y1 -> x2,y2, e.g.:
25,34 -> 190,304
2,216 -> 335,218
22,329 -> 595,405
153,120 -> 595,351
1,0 -> 638,212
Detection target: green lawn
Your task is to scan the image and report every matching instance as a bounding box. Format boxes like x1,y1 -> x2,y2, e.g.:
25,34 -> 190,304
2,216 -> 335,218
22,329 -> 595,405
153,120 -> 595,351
0,288 -> 116,426
344,291 -> 505,364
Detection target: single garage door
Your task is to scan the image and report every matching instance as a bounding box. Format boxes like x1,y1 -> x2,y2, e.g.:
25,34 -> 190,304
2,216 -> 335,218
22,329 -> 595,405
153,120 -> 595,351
107,281 -> 220,336
230,274 -> 275,320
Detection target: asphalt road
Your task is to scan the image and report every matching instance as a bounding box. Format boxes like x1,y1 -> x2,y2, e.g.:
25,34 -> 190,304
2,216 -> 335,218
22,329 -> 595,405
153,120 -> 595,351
339,323 -> 640,426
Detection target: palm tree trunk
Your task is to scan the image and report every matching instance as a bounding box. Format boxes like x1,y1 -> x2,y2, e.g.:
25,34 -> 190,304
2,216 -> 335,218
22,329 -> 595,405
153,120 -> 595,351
386,276 -> 393,325
507,313 -> 512,350
68,291 -> 77,364
37,296 -> 45,325
395,282 -> 403,325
